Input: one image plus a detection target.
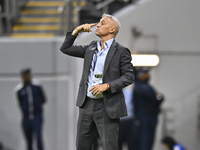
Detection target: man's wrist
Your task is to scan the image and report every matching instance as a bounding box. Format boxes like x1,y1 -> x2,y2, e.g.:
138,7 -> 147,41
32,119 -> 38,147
72,29 -> 78,36
106,83 -> 110,92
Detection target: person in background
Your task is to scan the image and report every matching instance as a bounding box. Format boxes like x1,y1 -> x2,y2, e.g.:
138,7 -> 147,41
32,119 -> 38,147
133,67 -> 164,150
0,142 -> 3,150
14,68 -> 46,150
0,0 -> 6,34
0,0 -> 4,11
118,84 -> 135,150
161,136 -> 186,150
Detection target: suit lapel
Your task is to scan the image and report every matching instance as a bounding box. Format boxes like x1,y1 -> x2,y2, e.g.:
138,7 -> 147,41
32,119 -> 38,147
85,43 -> 97,75
103,40 -> 117,76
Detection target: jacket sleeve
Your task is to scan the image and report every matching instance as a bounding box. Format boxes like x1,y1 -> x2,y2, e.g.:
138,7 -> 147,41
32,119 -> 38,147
15,91 -> 22,107
60,32 -> 89,58
39,86 -> 46,104
136,84 -> 164,105
14,84 -> 22,107
108,48 -> 134,93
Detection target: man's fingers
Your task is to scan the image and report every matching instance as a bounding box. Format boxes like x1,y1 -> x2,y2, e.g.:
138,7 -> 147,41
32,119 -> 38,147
81,23 -> 96,32
90,85 -> 104,96
95,92 -> 99,97
89,23 -> 97,27
92,88 -> 97,94
89,86 -> 97,92
90,86 -> 99,96
79,23 -> 96,33
91,90 -> 96,95
93,90 -> 99,97
89,87 -> 94,92
83,27 -> 92,32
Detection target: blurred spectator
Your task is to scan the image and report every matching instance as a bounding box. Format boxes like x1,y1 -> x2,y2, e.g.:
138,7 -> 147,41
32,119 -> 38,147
133,67 -> 164,150
161,136 -> 186,150
0,0 -> 6,35
0,0 -> 5,12
14,68 -> 46,150
118,84 -> 135,150
0,142 -> 3,150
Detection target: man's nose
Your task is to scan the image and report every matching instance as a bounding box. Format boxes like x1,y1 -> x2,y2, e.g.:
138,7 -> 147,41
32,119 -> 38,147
97,22 -> 100,27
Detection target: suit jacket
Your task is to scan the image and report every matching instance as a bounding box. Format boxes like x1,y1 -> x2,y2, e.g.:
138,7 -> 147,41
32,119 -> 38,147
14,79 -> 46,117
133,78 -> 164,117
60,32 -> 134,119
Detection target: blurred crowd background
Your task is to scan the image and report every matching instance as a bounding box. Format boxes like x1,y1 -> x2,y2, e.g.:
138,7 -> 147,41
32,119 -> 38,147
0,0 -> 200,150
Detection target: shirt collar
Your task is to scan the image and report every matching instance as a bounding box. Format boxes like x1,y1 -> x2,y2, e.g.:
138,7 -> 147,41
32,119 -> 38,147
97,38 -> 114,52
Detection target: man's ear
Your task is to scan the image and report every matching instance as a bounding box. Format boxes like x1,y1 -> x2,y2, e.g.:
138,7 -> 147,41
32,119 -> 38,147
109,27 -> 115,35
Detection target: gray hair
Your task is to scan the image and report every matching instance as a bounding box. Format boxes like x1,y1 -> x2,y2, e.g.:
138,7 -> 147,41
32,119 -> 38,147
102,13 -> 121,36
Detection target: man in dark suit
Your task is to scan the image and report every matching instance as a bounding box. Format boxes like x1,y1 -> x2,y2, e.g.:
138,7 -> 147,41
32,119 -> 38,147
60,13 -> 134,150
133,67 -> 164,150
15,68 -> 46,150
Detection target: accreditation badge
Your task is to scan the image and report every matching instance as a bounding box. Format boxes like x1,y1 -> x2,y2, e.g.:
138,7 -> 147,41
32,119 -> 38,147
92,73 -> 103,98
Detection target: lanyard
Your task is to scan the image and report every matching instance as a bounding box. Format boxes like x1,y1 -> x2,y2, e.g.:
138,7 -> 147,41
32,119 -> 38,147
92,51 -> 98,72
92,44 -> 107,72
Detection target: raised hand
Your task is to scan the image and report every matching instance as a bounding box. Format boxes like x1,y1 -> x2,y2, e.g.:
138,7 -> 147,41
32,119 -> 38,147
72,23 -> 97,36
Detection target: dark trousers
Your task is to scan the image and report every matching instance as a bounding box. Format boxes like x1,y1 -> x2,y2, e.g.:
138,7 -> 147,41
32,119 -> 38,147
92,134 -> 99,150
76,97 -> 120,150
22,114 -> 44,150
118,118 -> 134,150
133,115 -> 158,150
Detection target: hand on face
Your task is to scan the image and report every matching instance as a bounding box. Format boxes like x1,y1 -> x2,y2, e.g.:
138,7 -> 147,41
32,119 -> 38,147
81,23 -> 97,32
72,23 -> 97,35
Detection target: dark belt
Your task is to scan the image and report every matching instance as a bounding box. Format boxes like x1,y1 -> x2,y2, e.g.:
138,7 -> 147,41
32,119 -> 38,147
86,96 -> 103,101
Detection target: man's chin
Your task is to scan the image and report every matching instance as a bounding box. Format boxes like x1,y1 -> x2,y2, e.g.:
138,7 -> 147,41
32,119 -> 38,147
95,32 -> 100,37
